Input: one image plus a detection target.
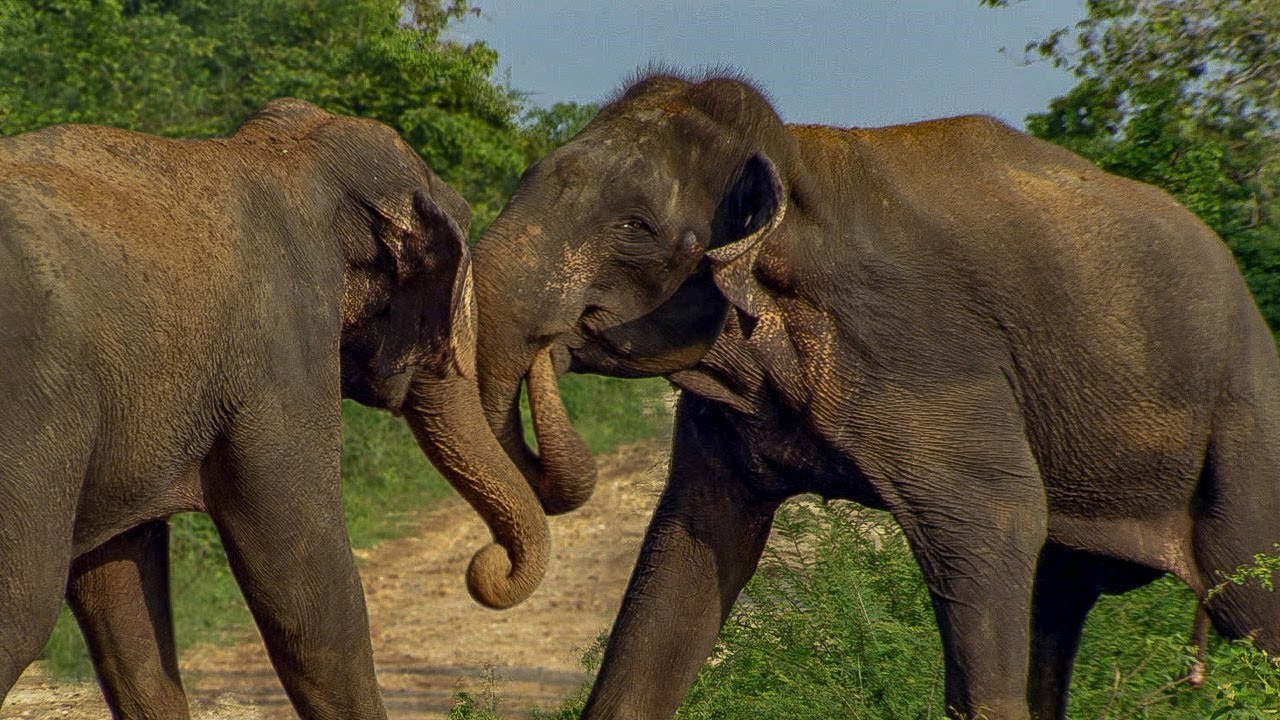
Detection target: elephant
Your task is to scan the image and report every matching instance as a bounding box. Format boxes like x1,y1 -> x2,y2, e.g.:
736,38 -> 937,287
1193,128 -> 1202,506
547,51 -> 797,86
0,99 -> 574,719
468,72 -> 1280,720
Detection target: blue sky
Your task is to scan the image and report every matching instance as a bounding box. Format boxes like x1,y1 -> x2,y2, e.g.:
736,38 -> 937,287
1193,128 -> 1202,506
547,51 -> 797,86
452,1 -> 1086,130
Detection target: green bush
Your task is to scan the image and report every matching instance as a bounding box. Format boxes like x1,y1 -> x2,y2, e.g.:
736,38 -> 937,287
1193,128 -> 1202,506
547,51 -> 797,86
474,500 -> 1279,720
678,502 -> 945,720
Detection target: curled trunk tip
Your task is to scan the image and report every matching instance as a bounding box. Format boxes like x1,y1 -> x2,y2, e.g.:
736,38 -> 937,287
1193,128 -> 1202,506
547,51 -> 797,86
402,373 -> 550,610
466,542 -> 541,610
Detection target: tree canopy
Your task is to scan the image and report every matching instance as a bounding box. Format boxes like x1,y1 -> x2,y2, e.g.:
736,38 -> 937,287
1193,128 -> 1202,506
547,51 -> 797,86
0,0 -> 595,231
984,0 -> 1280,332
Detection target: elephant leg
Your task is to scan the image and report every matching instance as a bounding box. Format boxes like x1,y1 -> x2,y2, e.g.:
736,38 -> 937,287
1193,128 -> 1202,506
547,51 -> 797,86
1,557 -> 72,697
855,391 -> 1047,720
0,490 -> 76,697
582,397 -> 782,720
1193,410 -> 1280,656
896,498 -> 1045,720
206,419 -> 386,720
1025,544 -> 1102,720
67,520 -> 189,720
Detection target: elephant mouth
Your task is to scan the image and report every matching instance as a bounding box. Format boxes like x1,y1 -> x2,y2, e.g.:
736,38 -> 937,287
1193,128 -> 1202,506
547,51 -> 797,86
563,322 -> 656,378
563,271 -> 729,379
341,367 -> 414,411
547,342 -> 575,376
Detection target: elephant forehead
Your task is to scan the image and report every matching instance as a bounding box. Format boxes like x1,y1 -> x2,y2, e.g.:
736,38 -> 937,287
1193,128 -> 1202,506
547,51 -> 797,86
557,120 -> 724,210
598,111 -> 720,168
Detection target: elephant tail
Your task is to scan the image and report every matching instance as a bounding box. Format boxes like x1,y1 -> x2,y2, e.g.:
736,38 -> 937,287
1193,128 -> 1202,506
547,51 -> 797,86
1186,602 -> 1209,688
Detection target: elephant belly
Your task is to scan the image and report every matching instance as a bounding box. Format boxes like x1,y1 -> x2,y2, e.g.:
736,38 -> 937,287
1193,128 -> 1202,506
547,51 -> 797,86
1047,511 -> 1199,591
72,458 -> 207,556
1037,433 -> 1204,588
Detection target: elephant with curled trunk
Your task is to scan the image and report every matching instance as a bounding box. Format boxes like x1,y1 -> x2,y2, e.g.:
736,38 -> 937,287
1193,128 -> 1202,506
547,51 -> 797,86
471,72 -> 1280,720
0,99 -> 560,719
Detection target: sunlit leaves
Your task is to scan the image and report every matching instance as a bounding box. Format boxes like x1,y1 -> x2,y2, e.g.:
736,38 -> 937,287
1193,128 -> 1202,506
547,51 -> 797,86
0,0 -> 592,234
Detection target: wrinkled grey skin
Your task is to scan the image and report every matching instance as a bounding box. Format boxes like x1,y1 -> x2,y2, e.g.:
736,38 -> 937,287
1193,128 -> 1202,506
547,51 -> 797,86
472,73 -> 1280,720
0,99 -> 555,720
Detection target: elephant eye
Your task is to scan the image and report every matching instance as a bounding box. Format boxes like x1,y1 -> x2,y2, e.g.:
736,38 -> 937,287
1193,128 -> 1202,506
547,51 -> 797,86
619,218 -> 655,235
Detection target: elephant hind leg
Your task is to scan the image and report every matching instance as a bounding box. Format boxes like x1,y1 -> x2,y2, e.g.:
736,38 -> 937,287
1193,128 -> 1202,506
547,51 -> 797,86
1192,415 -> 1280,655
67,520 -> 189,719
1026,544 -> 1104,720
1027,548 -> 1165,720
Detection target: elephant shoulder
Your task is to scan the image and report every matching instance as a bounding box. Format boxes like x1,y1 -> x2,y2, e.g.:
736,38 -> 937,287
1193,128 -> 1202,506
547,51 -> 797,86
0,218 -> 86,381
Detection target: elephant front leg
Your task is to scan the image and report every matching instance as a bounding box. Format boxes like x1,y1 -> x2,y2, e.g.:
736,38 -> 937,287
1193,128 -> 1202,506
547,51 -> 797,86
839,384 -> 1050,719
892,478 -> 1047,720
207,422 -> 385,720
583,404 -> 781,720
67,520 -> 189,720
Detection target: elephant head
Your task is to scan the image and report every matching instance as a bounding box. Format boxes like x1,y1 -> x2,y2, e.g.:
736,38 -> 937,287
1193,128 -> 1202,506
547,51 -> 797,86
236,99 -> 549,608
473,74 -> 796,496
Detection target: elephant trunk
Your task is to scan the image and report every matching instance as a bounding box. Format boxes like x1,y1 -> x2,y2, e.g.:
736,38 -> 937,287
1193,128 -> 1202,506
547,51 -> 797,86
401,371 -> 549,609
473,240 -> 598,516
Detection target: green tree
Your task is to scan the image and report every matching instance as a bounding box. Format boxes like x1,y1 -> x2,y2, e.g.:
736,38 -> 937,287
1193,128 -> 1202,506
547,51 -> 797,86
983,0 -> 1280,333
519,100 -> 599,158
0,0 -> 546,230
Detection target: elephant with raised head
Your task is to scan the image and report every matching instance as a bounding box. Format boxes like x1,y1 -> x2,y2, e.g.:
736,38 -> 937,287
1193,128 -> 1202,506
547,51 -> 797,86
470,73 -> 1280,720
0,99 -> 567,719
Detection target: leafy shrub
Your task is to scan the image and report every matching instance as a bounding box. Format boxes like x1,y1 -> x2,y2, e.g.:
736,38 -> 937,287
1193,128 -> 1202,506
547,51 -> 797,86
488,499 -> 1279,719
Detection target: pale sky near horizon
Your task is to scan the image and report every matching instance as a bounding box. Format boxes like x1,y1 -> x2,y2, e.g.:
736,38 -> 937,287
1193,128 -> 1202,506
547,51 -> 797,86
451,1 -> 1087,130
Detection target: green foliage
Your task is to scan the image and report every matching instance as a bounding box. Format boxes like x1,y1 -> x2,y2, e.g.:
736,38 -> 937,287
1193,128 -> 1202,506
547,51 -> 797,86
1214,544 -> 1280,596
38,611 -> 95,680
0,0 -> 213,135
339,400 -> 454,545
519,101 -> 600,160
1054,576 -> 1280,718
448,665 -> 506,720
1207,643 -> 1280,719
985,0 -> 1280,131
987,0 -> 1280,336
682,506 -> 1280,719
0,0 -> 596,233
677,503 -> 944,720
550,375 -> 673,454
449,638 -> 602,720
455,501 -> 1280,719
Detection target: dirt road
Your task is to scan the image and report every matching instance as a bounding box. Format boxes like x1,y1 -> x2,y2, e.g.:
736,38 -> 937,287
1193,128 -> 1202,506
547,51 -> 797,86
2,441 -> 668,719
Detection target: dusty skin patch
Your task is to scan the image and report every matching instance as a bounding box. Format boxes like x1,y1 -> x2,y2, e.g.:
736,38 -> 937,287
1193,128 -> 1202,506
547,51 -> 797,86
2,442 -> 668,720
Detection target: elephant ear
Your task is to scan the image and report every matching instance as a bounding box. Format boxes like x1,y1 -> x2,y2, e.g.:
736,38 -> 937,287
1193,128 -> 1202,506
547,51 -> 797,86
369,189 -> 460,281
706,152 -> 786,320
372,190 -> 476,379
706,152 -> 786,264
445,236 -> 477,380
